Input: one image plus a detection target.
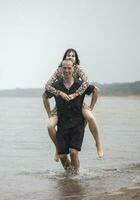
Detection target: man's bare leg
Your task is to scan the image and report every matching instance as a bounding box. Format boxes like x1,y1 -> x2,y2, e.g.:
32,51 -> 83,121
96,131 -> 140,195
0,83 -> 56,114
48,116 -> 60,162
70,149 -> 80,175
82,108 -> 104,158
59,154 -> 72,172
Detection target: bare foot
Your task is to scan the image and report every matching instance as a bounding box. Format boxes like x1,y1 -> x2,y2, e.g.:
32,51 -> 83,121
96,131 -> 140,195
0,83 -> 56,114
96,144 -> 104,158
54,152 -> 60,162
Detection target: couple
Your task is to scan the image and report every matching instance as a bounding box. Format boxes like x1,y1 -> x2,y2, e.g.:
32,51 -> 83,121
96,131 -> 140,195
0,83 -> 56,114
43,49 -> 103,174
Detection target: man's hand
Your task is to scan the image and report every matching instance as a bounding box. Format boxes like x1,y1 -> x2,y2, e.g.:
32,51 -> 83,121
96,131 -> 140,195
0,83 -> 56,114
48,112 -> 52,118
84,104 -> 93,111
88,105 -> 93,111
59,91 -> 70,101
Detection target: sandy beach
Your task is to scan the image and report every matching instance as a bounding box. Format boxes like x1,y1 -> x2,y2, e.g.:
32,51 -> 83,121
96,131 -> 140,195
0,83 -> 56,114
94,187 -> 140,200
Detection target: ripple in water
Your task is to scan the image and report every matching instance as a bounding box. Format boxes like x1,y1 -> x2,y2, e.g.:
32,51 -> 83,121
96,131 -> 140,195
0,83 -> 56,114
16,167 -> 118,181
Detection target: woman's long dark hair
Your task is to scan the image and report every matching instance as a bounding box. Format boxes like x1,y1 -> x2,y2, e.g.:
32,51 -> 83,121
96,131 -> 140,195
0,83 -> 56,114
62,48 -> 80,65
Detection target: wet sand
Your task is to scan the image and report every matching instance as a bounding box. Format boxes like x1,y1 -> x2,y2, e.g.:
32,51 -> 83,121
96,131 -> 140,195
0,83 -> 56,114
94,187 -> 140,200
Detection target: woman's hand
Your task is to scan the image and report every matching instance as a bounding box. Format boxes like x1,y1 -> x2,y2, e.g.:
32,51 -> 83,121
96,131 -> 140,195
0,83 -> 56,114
68,93 -> 78,100
59,91 -> 70,101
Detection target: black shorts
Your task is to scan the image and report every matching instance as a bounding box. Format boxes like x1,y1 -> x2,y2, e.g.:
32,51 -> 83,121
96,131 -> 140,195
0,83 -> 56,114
56,125 -> 85,155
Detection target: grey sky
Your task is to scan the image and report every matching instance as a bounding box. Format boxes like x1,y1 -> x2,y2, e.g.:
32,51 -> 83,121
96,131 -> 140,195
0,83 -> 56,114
0,0 -> 140,89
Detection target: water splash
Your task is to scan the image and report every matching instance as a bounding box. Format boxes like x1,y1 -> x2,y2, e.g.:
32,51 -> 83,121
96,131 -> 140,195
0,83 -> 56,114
16,167 -> 101,181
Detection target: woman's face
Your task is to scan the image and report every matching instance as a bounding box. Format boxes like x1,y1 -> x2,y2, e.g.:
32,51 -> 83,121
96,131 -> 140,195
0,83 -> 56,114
65,51 -> 76,64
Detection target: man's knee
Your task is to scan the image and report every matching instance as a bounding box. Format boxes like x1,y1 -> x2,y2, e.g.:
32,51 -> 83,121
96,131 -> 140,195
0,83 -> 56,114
59,154 -> 67,160
70,149 -> 78,159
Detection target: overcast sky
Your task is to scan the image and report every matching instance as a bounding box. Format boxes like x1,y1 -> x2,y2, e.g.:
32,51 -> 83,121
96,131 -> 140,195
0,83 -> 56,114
0,0 -> 140,89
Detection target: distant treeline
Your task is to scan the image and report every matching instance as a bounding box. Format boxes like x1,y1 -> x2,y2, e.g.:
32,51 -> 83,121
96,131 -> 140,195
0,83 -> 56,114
0,81 -> 140,97
95,81 -> 140,96
0,88 -> 43,97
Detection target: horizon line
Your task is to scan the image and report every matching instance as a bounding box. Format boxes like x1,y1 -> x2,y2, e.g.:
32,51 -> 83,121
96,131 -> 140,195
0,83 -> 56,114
0,80 -> 140,90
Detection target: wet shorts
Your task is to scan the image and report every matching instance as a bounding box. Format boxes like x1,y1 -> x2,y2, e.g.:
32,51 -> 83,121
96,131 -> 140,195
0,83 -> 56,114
56,124 -> 85,155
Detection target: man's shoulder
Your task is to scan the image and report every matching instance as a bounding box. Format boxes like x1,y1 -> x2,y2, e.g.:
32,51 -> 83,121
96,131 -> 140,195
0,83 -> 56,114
53,78 -> 63,87
74,80 -> 83,86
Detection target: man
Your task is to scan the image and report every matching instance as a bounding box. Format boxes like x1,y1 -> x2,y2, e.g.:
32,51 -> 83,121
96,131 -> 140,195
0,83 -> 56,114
45,60 -> 95,174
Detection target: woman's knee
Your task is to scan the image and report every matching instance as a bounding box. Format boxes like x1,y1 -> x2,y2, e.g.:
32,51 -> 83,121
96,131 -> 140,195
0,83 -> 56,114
48,116 -> 57,130
82,108 -> 95,122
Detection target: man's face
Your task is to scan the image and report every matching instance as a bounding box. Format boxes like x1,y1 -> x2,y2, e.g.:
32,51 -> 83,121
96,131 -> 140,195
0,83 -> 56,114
62,61 -> 74,78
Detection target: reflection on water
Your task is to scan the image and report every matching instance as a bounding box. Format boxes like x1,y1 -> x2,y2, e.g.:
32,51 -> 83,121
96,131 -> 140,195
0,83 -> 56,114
0,97 -> 140,200
56,178 -> 85,200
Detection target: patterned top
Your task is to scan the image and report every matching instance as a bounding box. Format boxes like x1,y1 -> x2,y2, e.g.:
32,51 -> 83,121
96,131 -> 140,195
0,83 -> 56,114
45,64 -> 89,96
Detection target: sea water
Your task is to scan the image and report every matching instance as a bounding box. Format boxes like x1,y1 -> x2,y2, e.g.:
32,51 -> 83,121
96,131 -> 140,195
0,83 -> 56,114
0,96 -> 140,200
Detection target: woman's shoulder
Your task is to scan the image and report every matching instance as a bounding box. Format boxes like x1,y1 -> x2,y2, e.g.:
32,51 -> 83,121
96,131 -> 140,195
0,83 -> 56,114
56,65 -> 63,73
74,64 -> 85,72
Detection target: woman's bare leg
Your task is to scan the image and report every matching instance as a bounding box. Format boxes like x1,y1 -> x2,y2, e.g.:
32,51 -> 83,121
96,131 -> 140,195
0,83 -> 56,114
82,108 -> 104,158
48,116 -> 60,162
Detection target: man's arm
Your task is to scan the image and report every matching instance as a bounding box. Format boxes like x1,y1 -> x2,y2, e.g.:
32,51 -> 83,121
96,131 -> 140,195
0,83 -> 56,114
42,92 -> 52,118
89,86 -> 99,111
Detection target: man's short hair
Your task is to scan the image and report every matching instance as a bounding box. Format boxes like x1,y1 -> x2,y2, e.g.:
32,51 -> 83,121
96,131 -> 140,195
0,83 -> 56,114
61,59 -> 74,67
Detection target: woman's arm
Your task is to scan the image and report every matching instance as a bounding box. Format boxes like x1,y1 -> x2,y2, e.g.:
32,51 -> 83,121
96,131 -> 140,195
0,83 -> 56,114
45,67 -> 70,101
45,67 -> 62,96
74,65 -> 89,96
68,65 -> 89,100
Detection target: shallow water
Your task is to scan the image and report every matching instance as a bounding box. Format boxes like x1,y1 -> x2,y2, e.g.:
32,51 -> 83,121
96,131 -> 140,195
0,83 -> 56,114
0,97 -> 140,200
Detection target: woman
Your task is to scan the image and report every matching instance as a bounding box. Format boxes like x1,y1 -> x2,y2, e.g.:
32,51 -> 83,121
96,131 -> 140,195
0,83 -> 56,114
42,48 -> 103,161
